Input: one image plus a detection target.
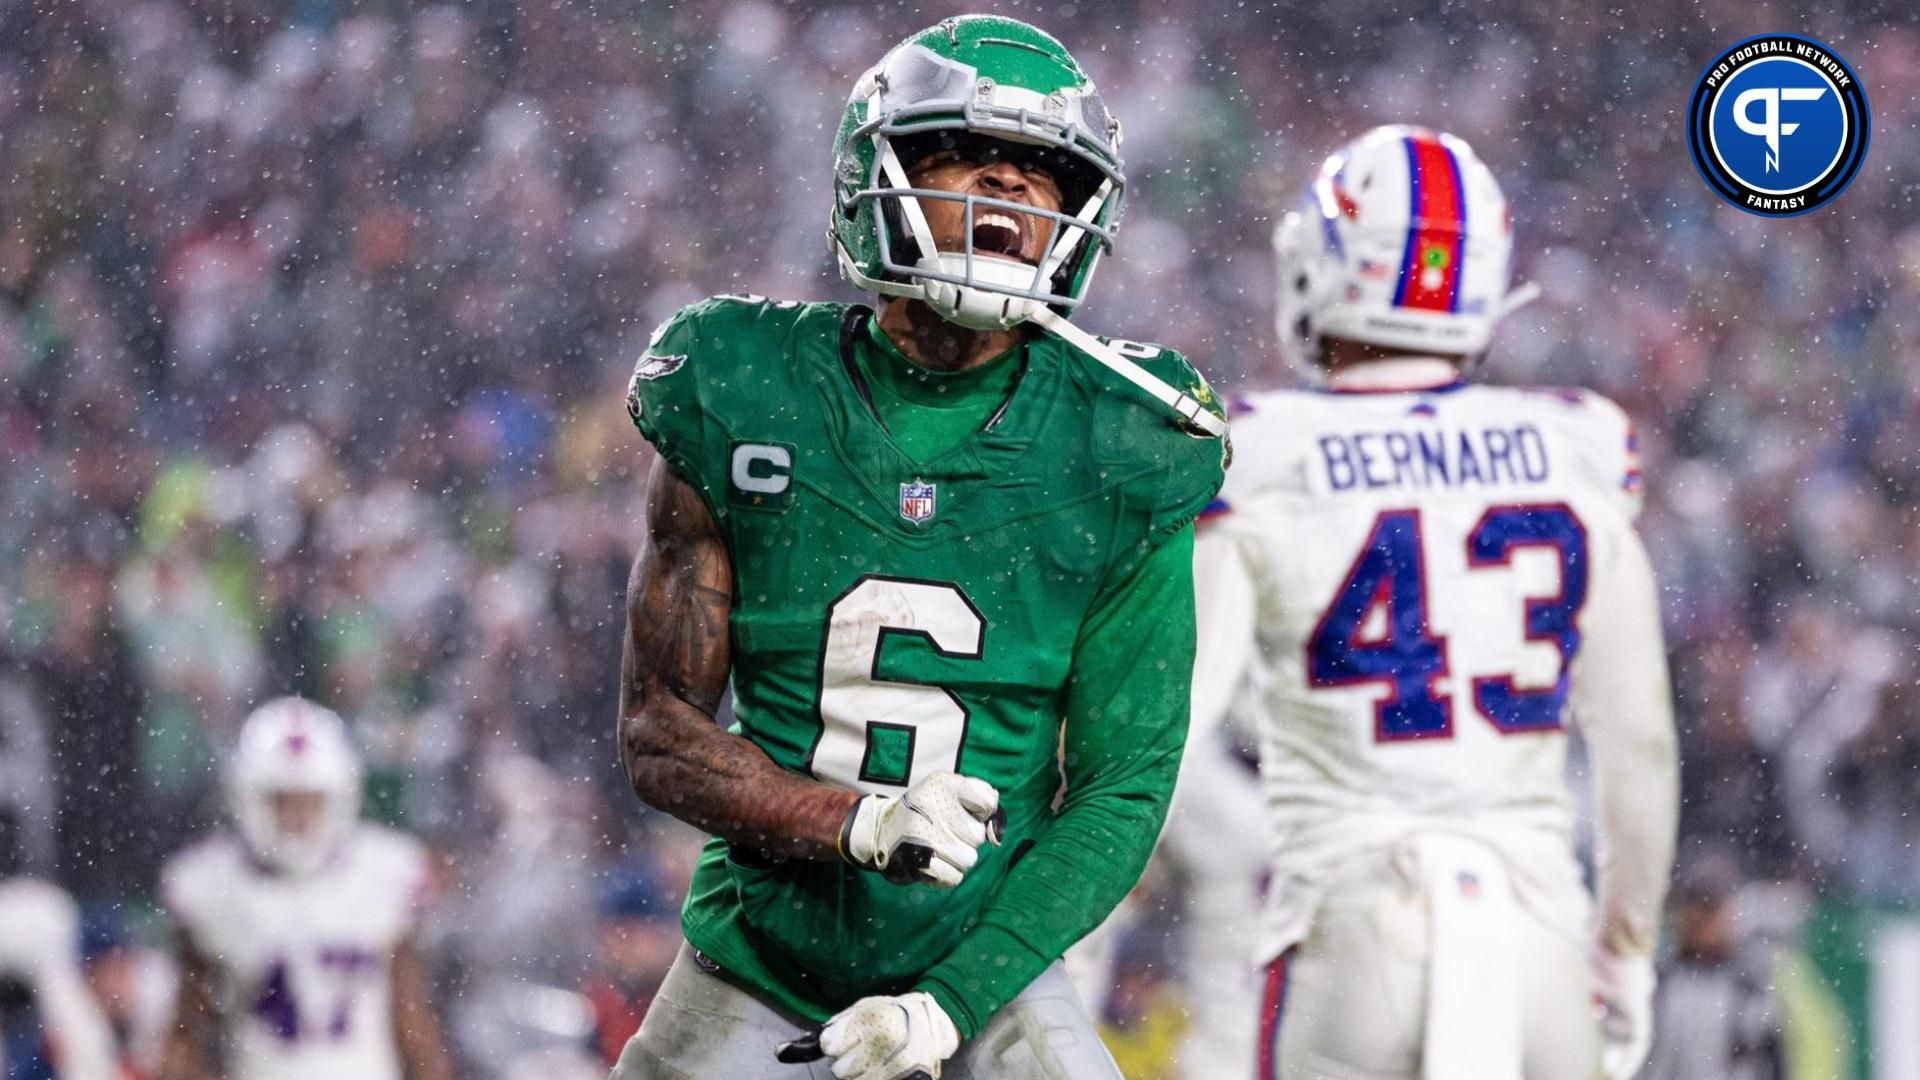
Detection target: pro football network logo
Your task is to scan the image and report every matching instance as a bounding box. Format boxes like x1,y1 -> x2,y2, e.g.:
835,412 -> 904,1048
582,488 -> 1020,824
1687,34 -> 1868,217
899,479 -> 936,525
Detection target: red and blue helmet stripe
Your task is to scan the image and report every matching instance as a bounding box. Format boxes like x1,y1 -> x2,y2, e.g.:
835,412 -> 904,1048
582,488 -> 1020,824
1391,132 -> 1468,313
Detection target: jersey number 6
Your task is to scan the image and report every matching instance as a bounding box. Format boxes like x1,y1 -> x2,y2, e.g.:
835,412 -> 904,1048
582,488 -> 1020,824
809,576 -> 984,795
1306,503 -> 1588,741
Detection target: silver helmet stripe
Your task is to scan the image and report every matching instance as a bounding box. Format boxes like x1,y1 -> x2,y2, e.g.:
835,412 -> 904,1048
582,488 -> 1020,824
1030,308 -> 1227,437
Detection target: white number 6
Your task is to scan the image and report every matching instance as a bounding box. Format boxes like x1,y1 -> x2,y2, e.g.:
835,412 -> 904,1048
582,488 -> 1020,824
809,576 -> 984,795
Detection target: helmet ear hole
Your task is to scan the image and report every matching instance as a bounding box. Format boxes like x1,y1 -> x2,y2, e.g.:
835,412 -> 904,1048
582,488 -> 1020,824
1295,273 -> 1310,294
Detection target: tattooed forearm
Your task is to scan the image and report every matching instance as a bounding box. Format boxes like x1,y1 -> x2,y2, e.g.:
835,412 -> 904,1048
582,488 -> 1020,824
618,458 -> 857,860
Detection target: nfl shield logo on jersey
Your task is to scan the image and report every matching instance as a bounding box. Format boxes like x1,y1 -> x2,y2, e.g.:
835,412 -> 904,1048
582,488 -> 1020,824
899,479 -> 937,524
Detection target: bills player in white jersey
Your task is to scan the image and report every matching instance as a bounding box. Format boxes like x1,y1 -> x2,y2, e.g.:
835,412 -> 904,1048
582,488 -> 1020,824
157,698 -> 452,1080
0,877 -> 118,1079
1197,125 -> 1679,1080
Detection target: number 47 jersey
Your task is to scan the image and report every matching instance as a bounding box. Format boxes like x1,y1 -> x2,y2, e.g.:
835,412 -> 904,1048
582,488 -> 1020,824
161,827 -> 430,1080
1201,373 -> 1663,962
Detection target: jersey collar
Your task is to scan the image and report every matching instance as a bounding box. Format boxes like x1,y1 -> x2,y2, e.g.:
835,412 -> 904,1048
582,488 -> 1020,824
861,317 -> 1026,411
1323,357 -> 1465,394
827,307 -> 1059,526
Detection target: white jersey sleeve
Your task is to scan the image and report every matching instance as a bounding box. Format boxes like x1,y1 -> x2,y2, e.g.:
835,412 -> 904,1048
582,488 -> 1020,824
1202,383 -> 1675,960
0,879 -> 118,1080
1529,388 -> 1677,953
161,827 -> 431,1080
1569,522 -> 1678,959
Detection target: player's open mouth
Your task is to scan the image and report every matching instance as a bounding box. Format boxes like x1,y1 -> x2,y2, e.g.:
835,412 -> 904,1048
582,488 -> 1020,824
971,212 -> 1029,262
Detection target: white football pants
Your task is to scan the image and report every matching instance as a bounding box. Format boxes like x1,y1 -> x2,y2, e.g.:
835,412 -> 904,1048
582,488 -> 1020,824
1260,834 -> 1600,1080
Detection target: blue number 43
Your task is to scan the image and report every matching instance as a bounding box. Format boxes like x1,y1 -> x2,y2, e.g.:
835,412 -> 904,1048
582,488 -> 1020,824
1306,504 -> 1588,741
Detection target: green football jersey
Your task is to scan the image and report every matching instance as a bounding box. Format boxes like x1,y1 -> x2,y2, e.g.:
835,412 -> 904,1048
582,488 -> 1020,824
624,295 -> 1224,1024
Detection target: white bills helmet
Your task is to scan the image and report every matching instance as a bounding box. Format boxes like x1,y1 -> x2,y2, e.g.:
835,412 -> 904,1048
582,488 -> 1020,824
1273,125 -> 1535,372
228,697 -> 362,876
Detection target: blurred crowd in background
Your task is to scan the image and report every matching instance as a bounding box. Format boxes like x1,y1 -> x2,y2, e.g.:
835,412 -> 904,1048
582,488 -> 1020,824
1,0 -> 1917,1076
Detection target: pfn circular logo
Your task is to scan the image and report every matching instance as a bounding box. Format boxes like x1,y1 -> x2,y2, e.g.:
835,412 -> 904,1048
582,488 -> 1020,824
1688,35 -> 1868,217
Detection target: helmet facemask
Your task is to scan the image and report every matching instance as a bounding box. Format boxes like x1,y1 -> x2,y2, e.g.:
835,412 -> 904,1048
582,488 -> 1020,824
831,26 -> 1126,331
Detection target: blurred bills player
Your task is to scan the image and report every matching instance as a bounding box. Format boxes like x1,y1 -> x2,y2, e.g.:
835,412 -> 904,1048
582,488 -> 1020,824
0,878 -> 118,1079
158,698 -> 452,1080
1198,126 -> 1678,1079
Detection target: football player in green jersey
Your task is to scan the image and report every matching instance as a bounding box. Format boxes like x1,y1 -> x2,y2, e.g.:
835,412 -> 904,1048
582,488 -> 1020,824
610,16 -> 1227,1080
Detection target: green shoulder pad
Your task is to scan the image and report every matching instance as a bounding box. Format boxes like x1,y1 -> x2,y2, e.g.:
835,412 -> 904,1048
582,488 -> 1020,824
1068,337 -> 1229,567
1128,345 -> 1228,540
625,295 -> 811,515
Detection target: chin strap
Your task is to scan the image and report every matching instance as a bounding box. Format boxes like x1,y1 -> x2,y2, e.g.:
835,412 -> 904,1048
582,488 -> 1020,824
1031,308 -> 1228,437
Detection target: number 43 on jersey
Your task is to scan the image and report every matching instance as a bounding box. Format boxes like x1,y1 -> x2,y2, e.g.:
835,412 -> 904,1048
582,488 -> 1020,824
1307,503 -> 1587,741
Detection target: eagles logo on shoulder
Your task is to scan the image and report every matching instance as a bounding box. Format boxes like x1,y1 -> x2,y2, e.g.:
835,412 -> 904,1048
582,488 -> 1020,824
633,352 -> 687,382
626,352 -> 687,421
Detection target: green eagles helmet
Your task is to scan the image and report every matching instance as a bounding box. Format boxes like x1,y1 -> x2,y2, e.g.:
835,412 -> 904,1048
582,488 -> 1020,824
829,16 -> 1125,330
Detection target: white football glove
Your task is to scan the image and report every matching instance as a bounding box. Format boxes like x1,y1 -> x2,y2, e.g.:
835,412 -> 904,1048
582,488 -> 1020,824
1592,948 -> 1657,1080
840,772 -> 1003,888
818,991 -> 960,1080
